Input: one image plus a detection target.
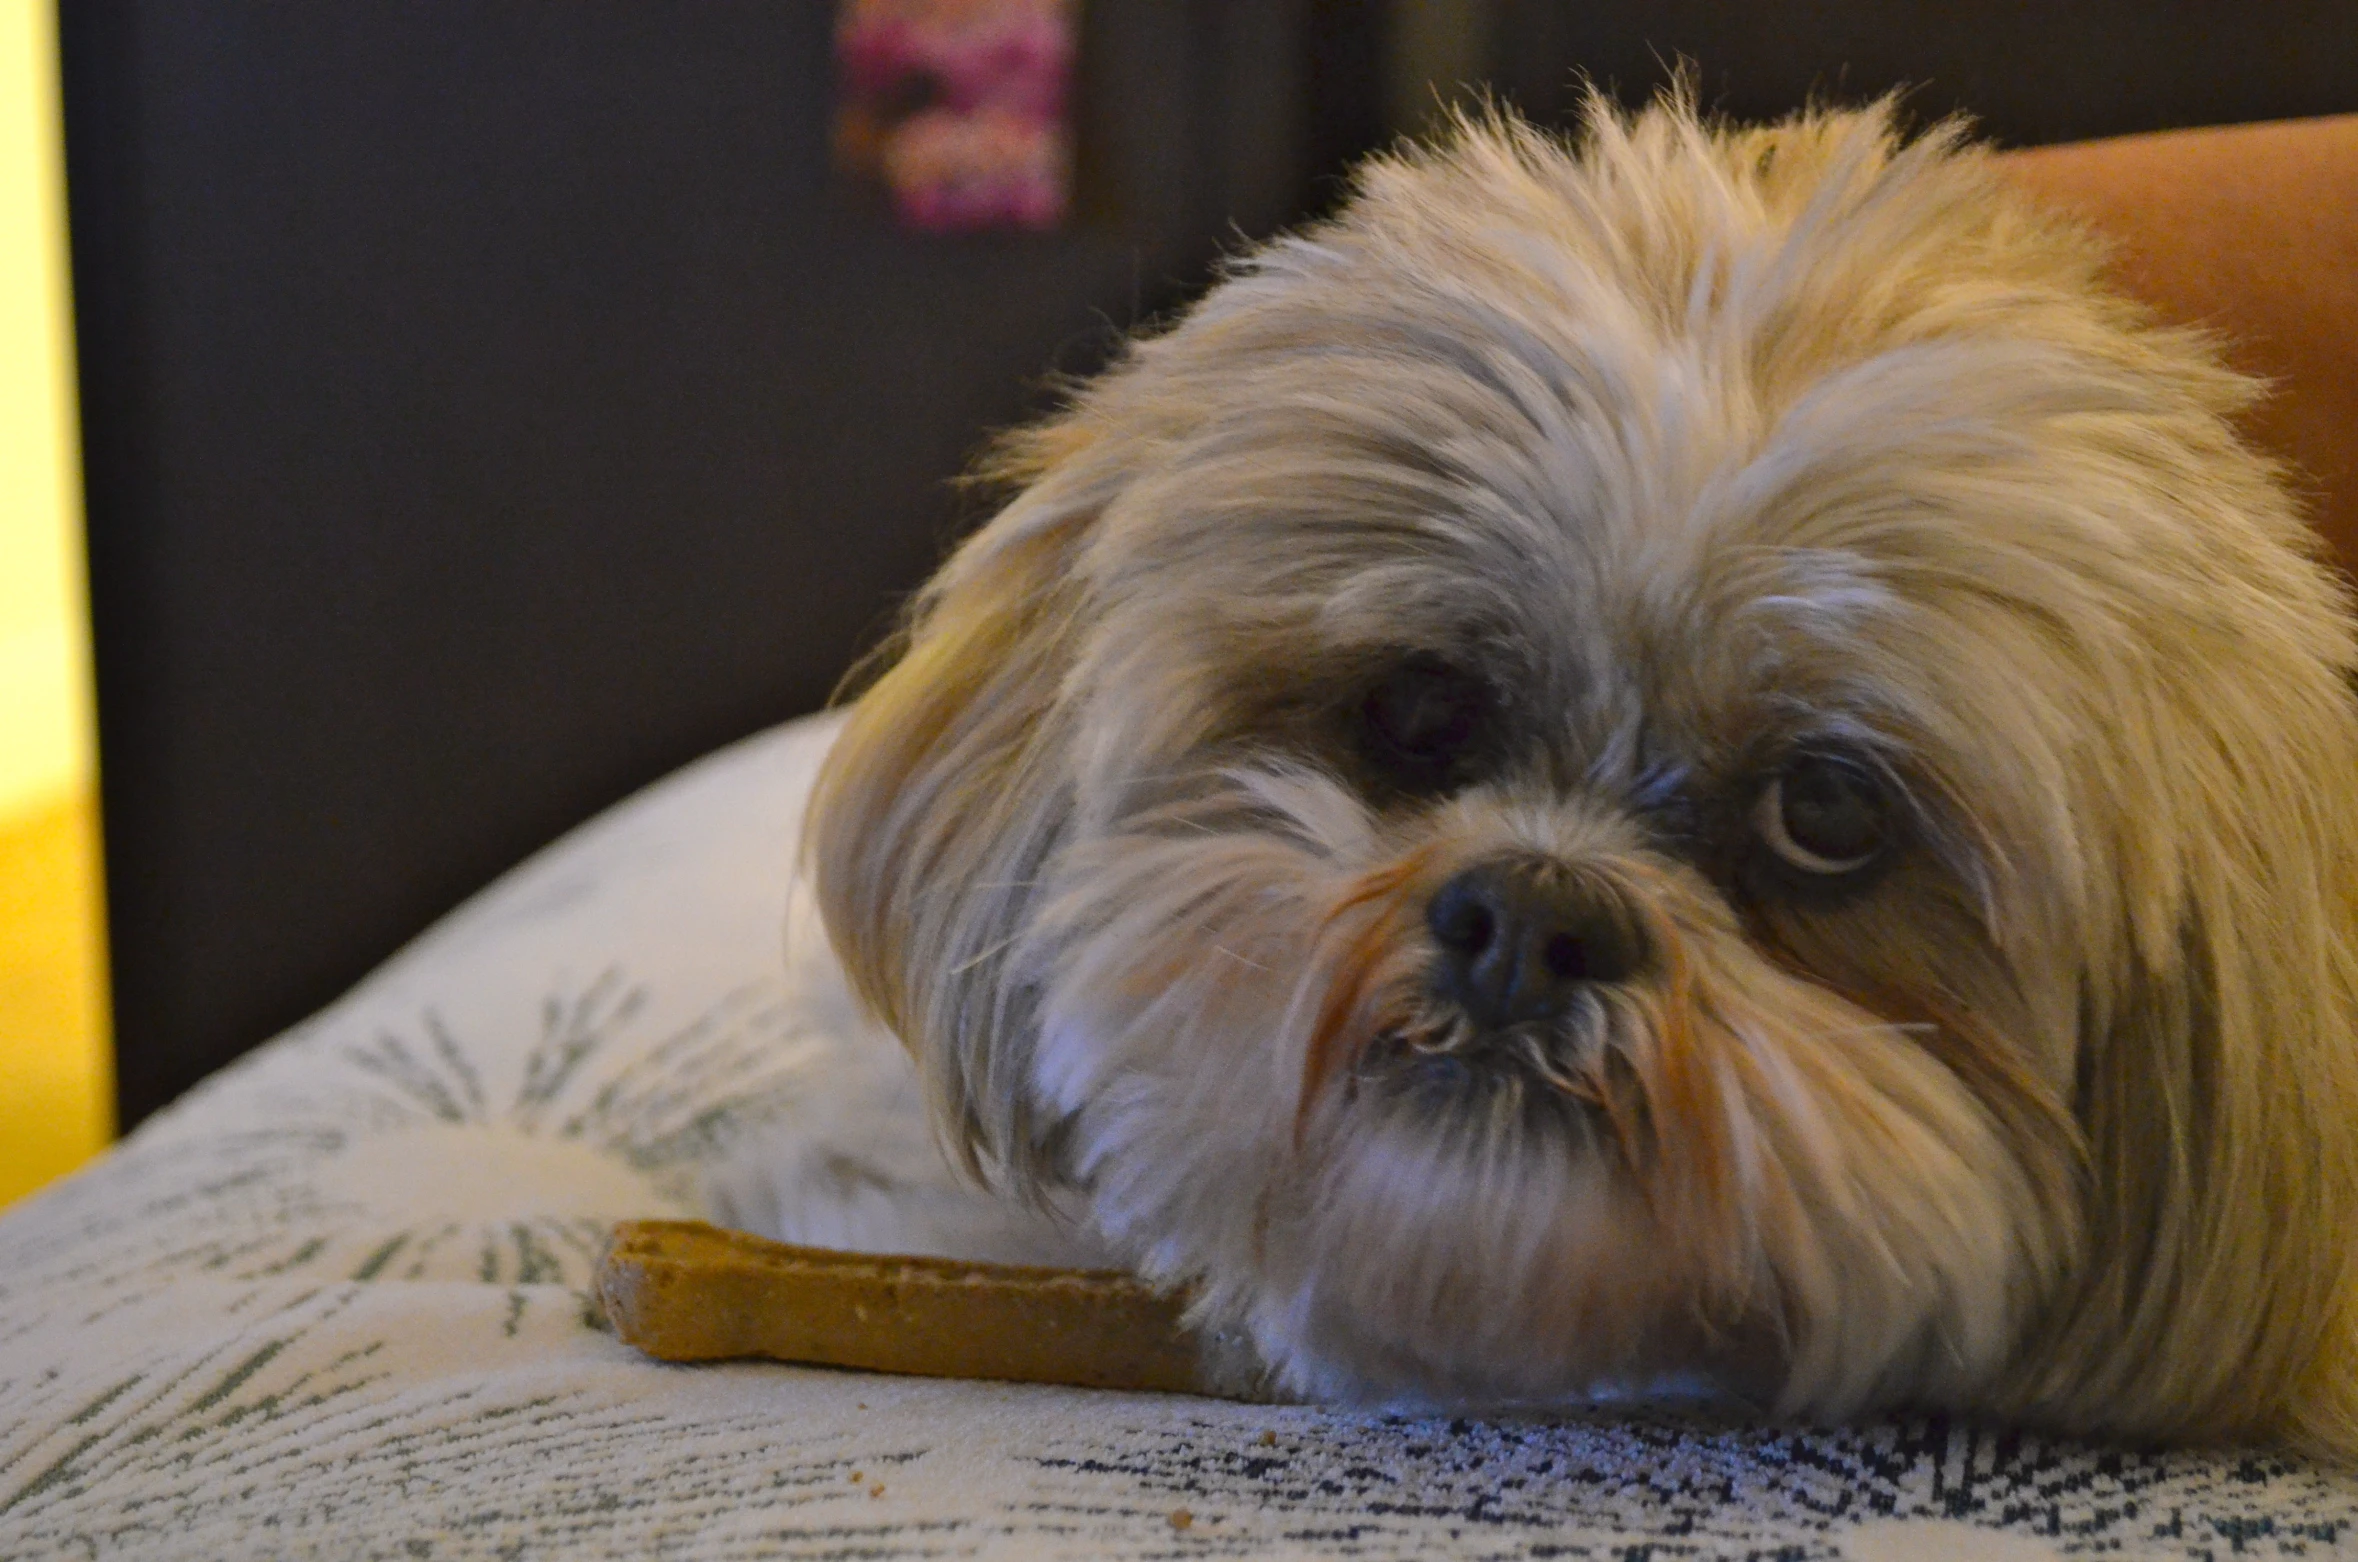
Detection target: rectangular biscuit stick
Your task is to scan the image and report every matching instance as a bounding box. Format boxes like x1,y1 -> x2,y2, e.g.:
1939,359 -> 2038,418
597,1219 -> 1277,1401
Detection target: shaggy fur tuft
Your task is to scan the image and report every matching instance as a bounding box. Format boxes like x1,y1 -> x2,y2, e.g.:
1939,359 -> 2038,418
804,91 -> 2358,1457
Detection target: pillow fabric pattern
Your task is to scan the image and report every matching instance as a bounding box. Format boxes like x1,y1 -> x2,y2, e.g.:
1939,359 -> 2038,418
0,715 -> 2353,1560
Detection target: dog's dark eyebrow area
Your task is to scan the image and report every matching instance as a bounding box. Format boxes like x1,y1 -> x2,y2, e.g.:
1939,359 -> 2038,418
1624,758 -> 1704,845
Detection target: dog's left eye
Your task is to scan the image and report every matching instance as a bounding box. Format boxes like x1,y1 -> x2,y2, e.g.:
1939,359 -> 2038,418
1753,753 -> 1891,877
1359,654 -> 1493,792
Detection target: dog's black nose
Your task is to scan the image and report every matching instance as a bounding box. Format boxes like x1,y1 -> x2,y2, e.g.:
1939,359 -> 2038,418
1426,858 -> 1643,1030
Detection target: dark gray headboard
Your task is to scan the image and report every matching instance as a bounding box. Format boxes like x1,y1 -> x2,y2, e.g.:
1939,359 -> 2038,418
62,0 -> 2357,1125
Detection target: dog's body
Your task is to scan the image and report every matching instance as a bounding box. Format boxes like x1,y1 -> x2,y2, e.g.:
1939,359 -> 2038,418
795,96 -> 2358,1456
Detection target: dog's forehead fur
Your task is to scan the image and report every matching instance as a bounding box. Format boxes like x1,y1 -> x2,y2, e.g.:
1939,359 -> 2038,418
1030,104 -> 2308,801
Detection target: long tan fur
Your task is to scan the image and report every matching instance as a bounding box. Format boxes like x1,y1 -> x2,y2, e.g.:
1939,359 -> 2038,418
807,89 -> 2358,1457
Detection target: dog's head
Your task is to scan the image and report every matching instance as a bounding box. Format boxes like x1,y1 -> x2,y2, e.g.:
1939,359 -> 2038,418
809,97 -> 2358,1446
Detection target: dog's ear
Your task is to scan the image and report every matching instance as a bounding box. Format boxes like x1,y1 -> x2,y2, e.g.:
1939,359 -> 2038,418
2016,599 -> 2358,1455
805,445 -> 1107,1191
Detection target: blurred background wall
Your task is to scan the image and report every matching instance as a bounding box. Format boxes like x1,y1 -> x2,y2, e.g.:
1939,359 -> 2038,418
1,0 -> 109,1203
36,0 -> 2358,1142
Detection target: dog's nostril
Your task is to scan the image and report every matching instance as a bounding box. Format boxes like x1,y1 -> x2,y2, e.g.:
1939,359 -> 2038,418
1433,898 -> 1494,956
1425,858 -> 1642,1031
1427,871 -> 1497,955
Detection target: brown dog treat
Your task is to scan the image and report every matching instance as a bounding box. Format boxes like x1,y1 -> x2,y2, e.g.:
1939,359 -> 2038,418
596,1220 -> 1276,1401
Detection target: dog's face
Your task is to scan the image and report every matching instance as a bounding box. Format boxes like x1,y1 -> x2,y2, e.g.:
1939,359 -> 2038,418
811,101 -> 2358,1448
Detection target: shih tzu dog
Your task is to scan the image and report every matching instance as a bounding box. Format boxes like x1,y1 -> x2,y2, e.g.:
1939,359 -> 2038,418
797,93 -> 2358,1457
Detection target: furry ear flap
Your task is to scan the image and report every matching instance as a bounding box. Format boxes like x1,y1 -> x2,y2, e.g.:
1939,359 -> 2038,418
2012,650 -> 2358,1456
805,470 -> 1101,1192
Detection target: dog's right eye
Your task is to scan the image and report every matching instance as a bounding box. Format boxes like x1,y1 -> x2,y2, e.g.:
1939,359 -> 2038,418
1752,753 -> 1892,878
1358,654 -> 1493,793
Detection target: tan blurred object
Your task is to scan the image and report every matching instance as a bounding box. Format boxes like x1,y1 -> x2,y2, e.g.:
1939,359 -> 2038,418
596,1220 -> 1277,1400
2002,117 -> 2358,578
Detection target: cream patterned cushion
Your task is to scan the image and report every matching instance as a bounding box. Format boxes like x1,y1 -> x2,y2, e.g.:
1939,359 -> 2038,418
2,714 -> 2353,1560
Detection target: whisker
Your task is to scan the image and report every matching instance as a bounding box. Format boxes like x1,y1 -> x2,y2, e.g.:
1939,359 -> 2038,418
947,932 -> 1023,978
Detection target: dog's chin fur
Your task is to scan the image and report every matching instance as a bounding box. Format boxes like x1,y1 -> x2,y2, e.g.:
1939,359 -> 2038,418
804,92 -> 2358,1457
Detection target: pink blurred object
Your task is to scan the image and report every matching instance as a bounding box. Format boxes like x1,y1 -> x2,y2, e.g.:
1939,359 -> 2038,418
836,0 -> 1076,232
